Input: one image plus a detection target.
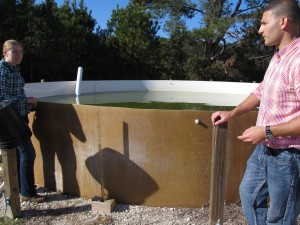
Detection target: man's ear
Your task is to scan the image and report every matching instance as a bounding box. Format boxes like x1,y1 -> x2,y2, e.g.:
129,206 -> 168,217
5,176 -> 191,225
280,16 -> 289,29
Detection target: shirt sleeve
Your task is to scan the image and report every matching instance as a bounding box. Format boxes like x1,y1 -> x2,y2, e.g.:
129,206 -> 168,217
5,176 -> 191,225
252,80 -> 264,100
0,63 -> 9,101
291,60 -> 300,100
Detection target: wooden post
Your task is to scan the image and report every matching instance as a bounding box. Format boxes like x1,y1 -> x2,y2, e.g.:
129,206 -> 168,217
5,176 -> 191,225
2,148 -> 21,218
209,123 -> 228,225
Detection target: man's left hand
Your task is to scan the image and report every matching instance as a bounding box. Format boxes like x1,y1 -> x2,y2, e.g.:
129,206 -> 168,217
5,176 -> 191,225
238,126 -> 265,144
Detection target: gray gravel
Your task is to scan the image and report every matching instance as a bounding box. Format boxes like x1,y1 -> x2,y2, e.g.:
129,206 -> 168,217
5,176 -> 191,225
0,163 -> 251,224
0,185 -> 247,225
0,165 -> 298,224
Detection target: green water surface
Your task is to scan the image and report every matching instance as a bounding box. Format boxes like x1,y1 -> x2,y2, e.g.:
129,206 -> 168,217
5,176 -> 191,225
91,102 -> 235,110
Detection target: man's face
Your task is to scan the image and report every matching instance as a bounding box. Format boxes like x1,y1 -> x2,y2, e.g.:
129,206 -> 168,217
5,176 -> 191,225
4,44 -> 23,66
258,10 -> 283,47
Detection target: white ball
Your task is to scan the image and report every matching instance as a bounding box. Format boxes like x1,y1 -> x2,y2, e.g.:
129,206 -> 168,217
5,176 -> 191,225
195,119 -> 200,124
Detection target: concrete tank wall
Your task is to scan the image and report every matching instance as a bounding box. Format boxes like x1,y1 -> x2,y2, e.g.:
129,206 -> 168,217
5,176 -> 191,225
29,101 -> 257,208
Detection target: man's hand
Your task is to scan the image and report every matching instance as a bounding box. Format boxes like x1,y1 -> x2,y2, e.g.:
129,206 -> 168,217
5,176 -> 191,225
27,97 -> 37,108
238,126 -> 265,144
211,111 -> 231,126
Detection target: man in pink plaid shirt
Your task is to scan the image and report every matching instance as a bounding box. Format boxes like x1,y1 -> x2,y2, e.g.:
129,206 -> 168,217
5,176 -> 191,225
211,0 -> 300,224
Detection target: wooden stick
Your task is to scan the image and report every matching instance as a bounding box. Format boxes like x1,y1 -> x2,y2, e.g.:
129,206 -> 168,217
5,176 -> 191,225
209,123 -> 228,225
2,148 -> 21,218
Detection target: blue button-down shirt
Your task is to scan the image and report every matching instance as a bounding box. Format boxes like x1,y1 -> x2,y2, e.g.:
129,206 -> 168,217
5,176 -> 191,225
0,59 -> 28,116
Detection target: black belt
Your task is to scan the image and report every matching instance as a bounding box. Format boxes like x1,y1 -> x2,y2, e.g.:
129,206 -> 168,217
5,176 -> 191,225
265,146 -> 300,156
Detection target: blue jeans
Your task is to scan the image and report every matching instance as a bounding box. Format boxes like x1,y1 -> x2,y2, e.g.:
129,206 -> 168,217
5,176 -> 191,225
239,144 -> 300,225
16,138 -> 37,196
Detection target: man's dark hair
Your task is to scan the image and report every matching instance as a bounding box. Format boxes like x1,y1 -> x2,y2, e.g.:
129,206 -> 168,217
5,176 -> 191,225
265,0 -> 300,23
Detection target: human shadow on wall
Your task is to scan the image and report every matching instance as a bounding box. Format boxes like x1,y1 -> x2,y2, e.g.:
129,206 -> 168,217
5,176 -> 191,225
85,122 -> 158,204
32,102 -> 86,196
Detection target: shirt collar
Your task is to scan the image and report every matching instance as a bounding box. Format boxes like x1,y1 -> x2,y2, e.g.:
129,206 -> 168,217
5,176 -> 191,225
275,38 -> 300,58
1,58 -> 19,72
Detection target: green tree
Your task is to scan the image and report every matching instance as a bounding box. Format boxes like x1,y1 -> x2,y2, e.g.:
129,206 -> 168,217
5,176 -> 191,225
0,0 -> 20,41
0,0 -> 273,82
0,0 -> 40,81
232,8 -> 273,82
159,25 -> 190,80
21,0 -> 62,81
106,1 -> 160,79
54,0 -> 98,80
144,0 -> 267,81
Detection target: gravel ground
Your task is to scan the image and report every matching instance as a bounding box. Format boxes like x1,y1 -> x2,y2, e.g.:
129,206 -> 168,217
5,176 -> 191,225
0,163 -> 248,225
0,185 -> 247,225
0,167 -> 298,224
0,160 -> 248,225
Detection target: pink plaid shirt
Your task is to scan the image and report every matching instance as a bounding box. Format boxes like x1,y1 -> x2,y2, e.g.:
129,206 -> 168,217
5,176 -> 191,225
253,38 -> 300,149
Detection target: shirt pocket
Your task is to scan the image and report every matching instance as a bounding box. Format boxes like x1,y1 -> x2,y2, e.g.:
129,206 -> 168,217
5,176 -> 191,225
277,85 -> 295,108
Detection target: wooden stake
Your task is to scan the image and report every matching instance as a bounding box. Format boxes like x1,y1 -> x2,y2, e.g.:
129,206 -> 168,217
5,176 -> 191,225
209,123 -> 228,225
2,148 -> 21,218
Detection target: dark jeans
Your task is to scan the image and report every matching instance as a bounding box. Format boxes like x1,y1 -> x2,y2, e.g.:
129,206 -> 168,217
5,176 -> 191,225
16,135 -> 37,196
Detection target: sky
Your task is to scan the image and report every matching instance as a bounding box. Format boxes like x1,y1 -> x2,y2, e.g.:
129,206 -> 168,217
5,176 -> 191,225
34,0 -> 202,37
